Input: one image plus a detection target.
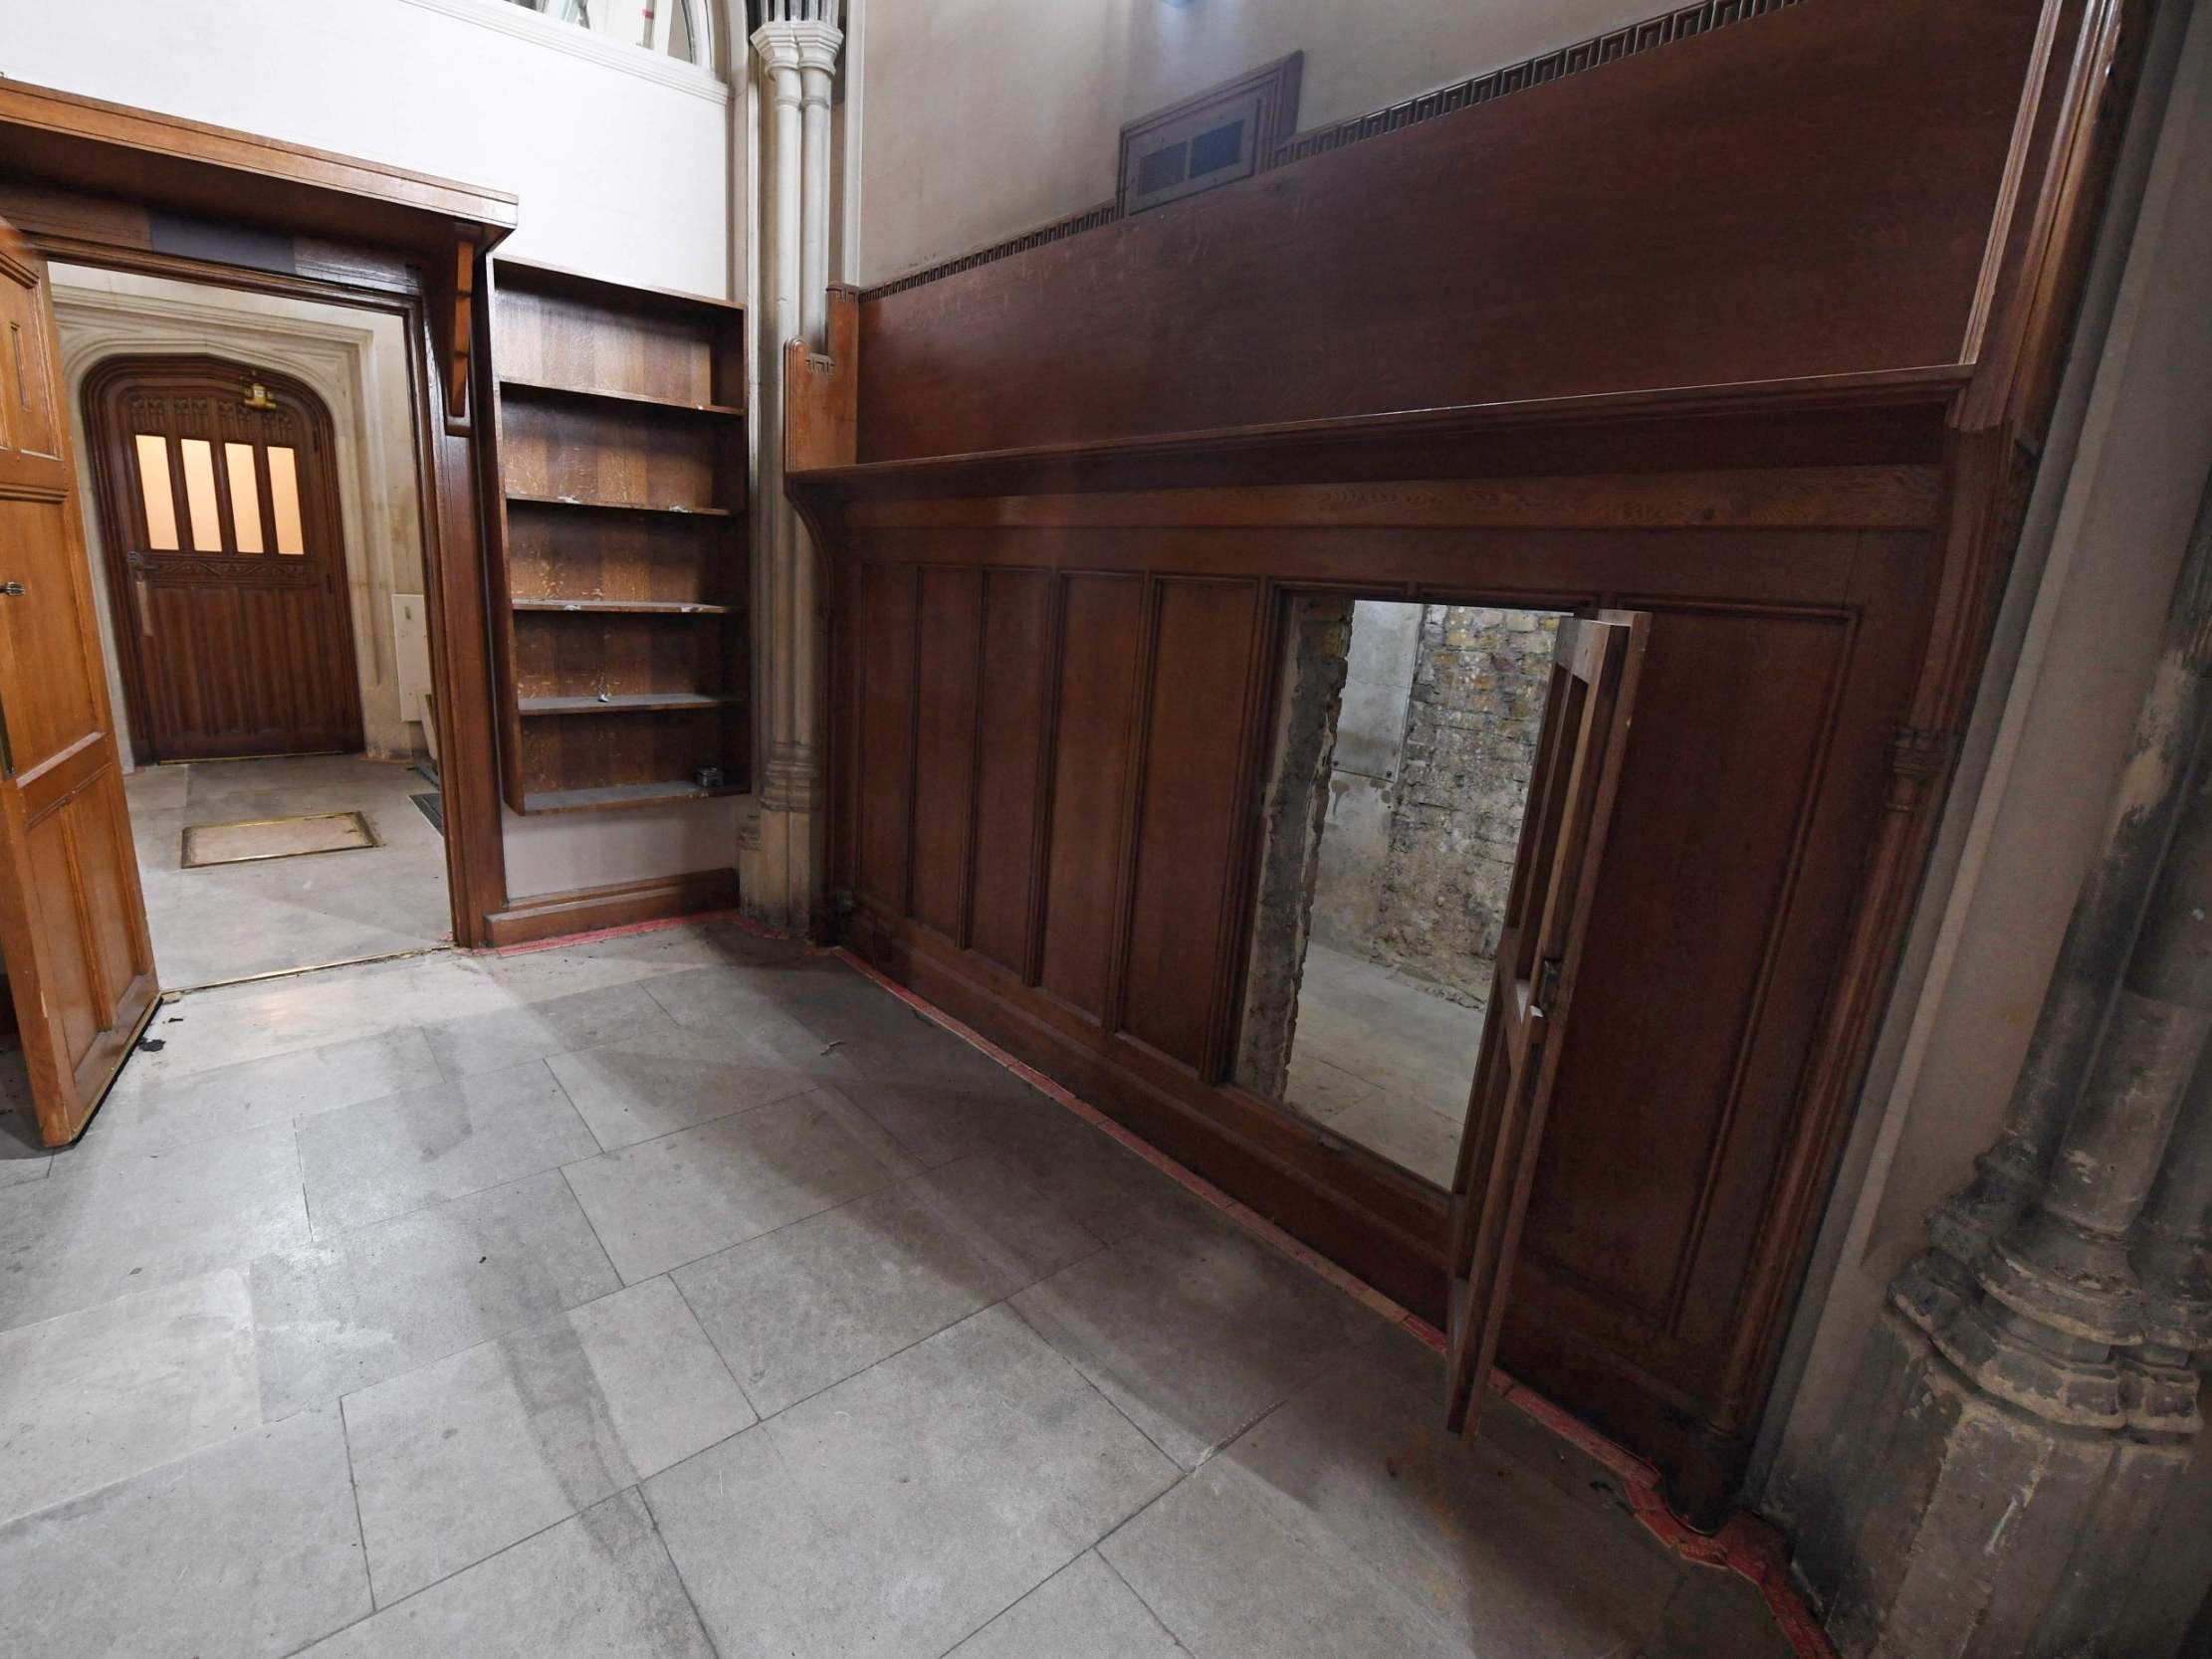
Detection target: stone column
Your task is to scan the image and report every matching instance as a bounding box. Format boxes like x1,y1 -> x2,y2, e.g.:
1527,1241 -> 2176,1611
1897,477 -> 2212,1331
745,1 -> 841,933
1807,470 -> 2212,1657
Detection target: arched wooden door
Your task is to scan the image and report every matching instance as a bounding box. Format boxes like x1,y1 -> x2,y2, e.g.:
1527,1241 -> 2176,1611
84,355 -> 362,761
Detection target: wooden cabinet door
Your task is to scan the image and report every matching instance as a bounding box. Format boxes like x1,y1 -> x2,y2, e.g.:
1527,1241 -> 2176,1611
0,215 -> 159,1145
1446,609 -> 1648,1431
85,356 -> 360,761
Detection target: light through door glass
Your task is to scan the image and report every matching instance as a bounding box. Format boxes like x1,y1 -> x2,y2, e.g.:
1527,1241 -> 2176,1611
223,442 -> 264,553
133,433 -> 178,550
178,439 -> 222,553
267,445 -> 306,554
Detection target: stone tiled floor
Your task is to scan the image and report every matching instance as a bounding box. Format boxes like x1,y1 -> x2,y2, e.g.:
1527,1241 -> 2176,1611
0,923 -> 1795,1658
126,753 -> 451,988
1285,940 -> 1489,1187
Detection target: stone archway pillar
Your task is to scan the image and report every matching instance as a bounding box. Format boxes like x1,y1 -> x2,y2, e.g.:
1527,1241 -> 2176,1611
744,1 -> 842,933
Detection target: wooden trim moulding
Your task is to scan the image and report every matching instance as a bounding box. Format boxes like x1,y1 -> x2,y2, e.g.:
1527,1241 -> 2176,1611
795,366 -> 1973,495
844,467 -> 1944,532
484,868 -> 742,948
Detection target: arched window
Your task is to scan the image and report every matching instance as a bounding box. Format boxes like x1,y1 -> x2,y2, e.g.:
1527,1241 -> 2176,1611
506,0 -> 707,66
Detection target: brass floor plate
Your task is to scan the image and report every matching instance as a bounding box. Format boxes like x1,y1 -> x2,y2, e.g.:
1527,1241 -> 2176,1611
180,809 -> 380,869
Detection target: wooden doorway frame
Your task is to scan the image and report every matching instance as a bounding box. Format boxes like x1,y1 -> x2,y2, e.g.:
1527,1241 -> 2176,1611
0,82 -> 518,947
81,352 -> 365,763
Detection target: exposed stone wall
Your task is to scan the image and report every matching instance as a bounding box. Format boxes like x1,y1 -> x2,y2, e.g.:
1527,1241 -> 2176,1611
1234,597 -> 1354,1101
1372,605 -> 1560,1004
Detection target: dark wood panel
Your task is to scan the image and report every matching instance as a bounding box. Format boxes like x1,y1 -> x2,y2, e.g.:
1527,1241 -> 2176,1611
1037,575 -> 1146,1019
513,610 -> 730,702
496,285 -> 733,406
1519,607 -> 1850,1328
503,502 -> 730,607
967,569 -> 1054,975
499,398 -> 732,512
1121,578 -> 1262,1069
855,0 -> 2042,461
855,561 -> 918,913
909,568 -> 982,937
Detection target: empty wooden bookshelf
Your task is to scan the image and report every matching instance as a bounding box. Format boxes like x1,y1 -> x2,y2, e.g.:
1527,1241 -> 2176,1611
482,259 -> 751,816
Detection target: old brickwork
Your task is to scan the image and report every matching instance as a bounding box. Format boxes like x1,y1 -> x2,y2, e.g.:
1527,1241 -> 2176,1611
1372,606 -> 1560,1004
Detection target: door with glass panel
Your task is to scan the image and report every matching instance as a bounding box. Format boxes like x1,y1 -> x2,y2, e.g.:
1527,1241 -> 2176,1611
84,355 -> 360,760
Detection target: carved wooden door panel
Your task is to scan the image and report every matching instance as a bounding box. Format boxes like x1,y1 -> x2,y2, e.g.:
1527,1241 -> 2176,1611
1446,609 -> 1648,1432
0,215 -> 160,1144
85,355 -> 360,760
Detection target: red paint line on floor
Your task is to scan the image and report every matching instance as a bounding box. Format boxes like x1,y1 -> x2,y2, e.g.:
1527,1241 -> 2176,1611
830,944 -> 1837,1659
491,908 -> 765,956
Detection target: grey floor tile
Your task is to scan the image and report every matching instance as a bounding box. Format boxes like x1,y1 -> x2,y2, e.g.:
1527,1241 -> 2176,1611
672,1153 -> 1102,1416
833,1061 -> 1201,1246
297,1060 -> 600,1235
0,1404 -> 368,1659
250,1168 -> 620,1419
991,1103 -> 1212,1245
645,1305 -> 1178,1659
80,1028 -> 443,1165
825,1055 -> 1050,1169
638,962 -> 877,1071
547,1023 -> 822,1150
563,1089 -> 920,1282
0,1123 -> 311,1332
1216,1328 -> 1680,1657
0,1268 -> 260,1525
295,1489 -> 714,1659
423,980 -> 678,1080
1010,1199 -> 1369,1468
1101,1458 -> 1468,1659
343,1277 -> 752,1602
949,1550 -> 1188,1658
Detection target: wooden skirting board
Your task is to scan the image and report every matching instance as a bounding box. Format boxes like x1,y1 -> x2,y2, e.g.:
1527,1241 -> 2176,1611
483,868 -> 740,948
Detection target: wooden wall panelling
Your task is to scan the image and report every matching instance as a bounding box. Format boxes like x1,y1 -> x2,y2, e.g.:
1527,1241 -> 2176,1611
852,0 -> 2046,461
814,472 -> 1950,1519
967,568 -> 1056,976
854,560 -> 919,914
1036,575 -> 1148,1022
1118,578 -> 1263,1071
791,0 -> 2136,1524
909,567 -> 984,938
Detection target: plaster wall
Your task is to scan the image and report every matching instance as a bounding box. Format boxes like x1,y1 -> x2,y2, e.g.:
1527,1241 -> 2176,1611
51,267 -> 427,766
0,0 -> 736,297
1757,0 -> 2212,1518
847,0 -> 1667,287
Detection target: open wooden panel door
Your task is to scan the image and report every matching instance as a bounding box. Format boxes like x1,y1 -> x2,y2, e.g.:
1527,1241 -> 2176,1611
0,214 -> 159,1145
1446,608 -> 1648,1432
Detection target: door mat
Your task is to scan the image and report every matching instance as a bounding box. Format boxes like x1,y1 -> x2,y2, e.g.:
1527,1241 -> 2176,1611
181,810 -> 379,869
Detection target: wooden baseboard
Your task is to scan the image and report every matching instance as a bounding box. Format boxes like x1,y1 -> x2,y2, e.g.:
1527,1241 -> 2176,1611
482,868 -> 739,948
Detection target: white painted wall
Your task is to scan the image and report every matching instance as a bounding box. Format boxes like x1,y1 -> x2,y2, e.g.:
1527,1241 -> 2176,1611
847,0 -> 1665,287
0,0 -> 736,297
52,267 -> 429,765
